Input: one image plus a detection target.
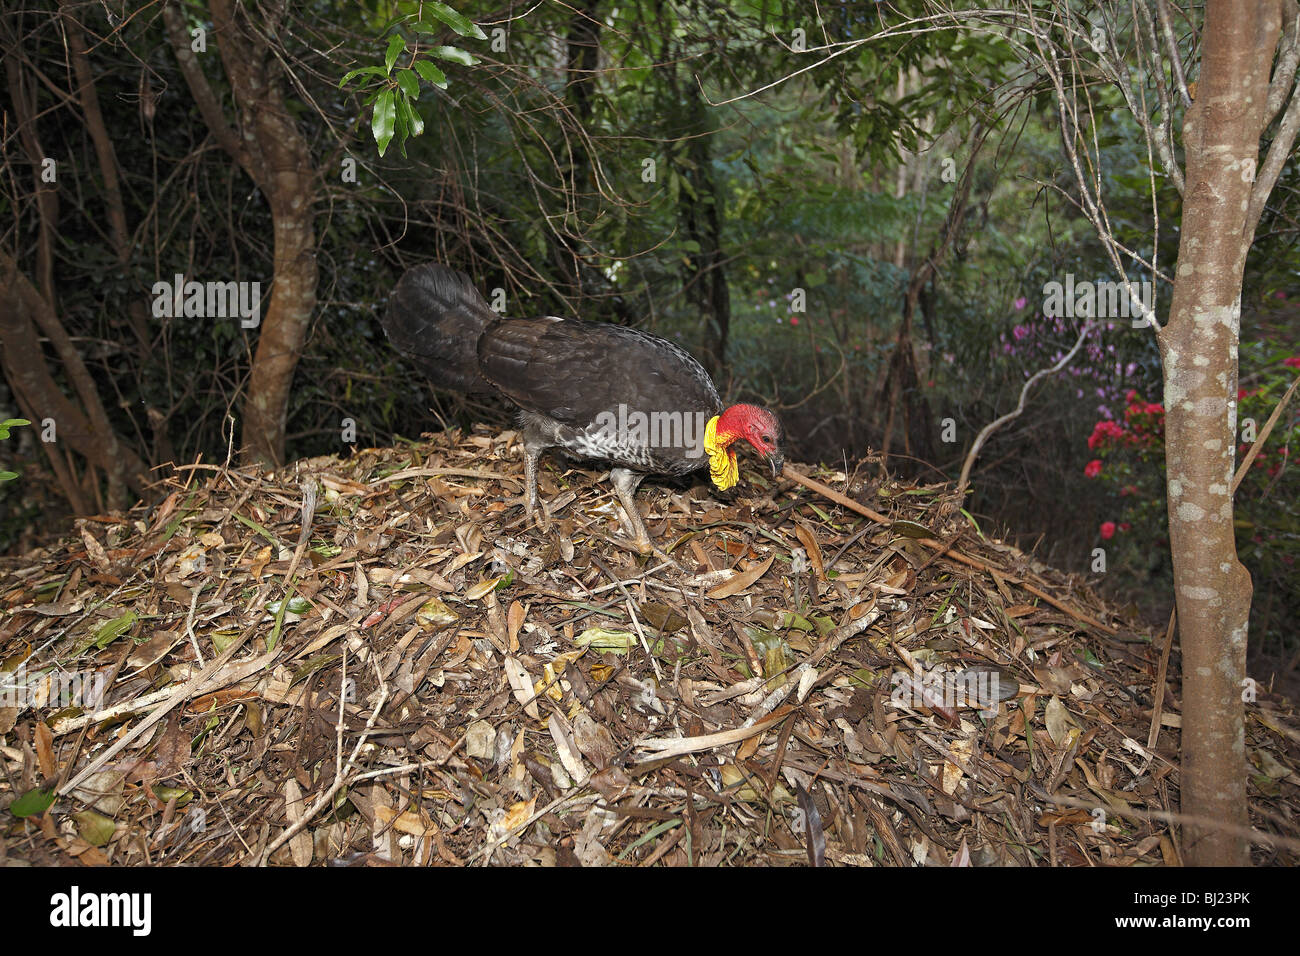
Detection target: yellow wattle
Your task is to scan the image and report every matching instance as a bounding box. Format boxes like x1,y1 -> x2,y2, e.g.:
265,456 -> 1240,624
704,415 -> 738,491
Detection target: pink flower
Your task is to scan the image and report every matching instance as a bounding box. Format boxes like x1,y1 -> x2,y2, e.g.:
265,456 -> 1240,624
1014,297 -> 1027,310
1084,459 -> 1103,478
1283,355 -> 1300,368
1100,521 -> 1116,540
789,316 -> 799,326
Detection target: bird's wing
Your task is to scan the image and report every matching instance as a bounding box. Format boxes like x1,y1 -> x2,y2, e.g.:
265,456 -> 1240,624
476,318 -> 721,425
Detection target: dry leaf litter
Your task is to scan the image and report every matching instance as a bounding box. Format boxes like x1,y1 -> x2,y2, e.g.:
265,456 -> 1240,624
1,426 -> 1297,866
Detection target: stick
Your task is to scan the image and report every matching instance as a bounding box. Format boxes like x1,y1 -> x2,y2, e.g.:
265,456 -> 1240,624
781,466 -> 1117,634
957,318 -> 1093,493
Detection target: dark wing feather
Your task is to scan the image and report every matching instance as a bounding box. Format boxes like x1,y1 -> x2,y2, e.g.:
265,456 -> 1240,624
476,318 -> 722,425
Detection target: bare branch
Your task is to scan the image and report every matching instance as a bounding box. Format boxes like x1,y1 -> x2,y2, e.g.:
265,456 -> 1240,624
957,318 -> 1093,494
162,0 -> 248,169
1135,0 -> 1186,194
1022,2 -> 1164,334
1265,0 -> 1300,123
1248,75 -> 1300,239
1155,0 -> 1193,107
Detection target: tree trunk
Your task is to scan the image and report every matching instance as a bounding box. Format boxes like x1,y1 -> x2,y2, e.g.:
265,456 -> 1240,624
1160,0 -> 1280,866
0,254 -> 151,508
61,1 -> 151,351
164,0 -> 318,469
0,23 -> 150,511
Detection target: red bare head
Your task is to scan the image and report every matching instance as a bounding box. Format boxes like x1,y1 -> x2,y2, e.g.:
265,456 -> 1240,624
716,404 -> 784,476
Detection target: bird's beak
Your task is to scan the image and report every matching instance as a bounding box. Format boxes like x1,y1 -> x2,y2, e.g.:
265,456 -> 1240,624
768,452 -> 784,477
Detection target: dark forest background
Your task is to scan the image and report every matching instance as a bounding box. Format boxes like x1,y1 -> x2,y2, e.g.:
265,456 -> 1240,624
2,1 -> 1297,673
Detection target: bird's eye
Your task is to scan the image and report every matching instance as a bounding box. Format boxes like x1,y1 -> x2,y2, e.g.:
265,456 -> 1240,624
761,434 -> 772,444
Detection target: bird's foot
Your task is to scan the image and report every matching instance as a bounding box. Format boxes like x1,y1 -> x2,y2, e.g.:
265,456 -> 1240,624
524,500 -> 552,533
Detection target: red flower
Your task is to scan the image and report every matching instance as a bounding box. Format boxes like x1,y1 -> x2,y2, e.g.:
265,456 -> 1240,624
1119,522 -> 1131,532
1283,355 -> 1300,368
1087,420 -> 1126,450
1100,521 -> 1116,540
1125,389 -> 1138,403
1084,459 -> 1103,478
789,316 -> 799,326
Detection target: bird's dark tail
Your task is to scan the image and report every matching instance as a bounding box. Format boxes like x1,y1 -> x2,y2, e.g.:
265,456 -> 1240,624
382,264 -> 498,393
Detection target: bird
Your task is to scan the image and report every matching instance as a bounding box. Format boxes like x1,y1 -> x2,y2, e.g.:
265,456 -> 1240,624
381,263 -> 784,553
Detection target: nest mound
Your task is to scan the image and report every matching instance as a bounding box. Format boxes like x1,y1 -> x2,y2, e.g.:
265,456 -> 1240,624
1,427 -> 1295,866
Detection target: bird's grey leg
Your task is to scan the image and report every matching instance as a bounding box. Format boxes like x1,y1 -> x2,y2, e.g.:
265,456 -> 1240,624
610,467 -> 652,554
520,423 -> 550,529
523,447 -> 539,518
524,449 -> 553,530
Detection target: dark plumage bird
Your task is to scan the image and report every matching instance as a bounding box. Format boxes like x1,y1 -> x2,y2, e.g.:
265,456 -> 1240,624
381,264 -> 784,552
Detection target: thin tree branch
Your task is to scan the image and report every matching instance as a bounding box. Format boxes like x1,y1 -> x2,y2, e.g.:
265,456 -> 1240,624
956,318 -> 1093,494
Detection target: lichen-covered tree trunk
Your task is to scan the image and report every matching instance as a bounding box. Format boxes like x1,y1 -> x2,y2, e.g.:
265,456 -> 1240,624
1159,0 -> 1280,866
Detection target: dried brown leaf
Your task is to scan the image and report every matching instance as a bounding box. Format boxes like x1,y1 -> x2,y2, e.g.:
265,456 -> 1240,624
793,523 -> 824,579
34,720 -> 55,779
707,554 -> 775,599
